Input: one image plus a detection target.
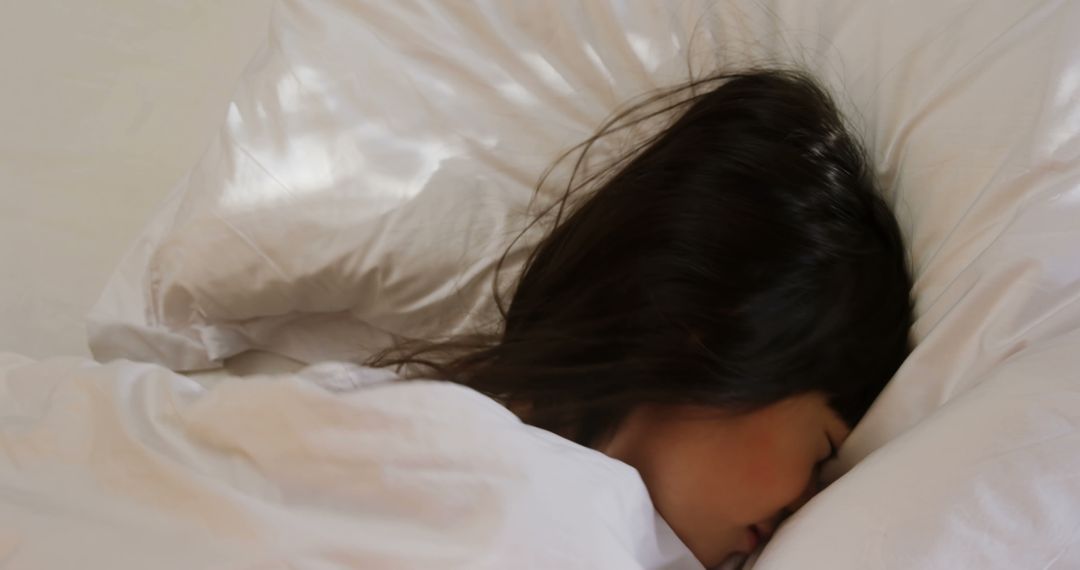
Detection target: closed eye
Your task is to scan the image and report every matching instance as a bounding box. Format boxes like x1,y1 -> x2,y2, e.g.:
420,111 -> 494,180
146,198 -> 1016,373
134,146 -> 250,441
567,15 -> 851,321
824,438 -> 838,462
813,438 -> 837,476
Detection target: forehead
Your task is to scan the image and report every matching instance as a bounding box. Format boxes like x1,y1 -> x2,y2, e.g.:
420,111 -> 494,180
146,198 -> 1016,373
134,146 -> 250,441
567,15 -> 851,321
645,392 -> 849,446
730,392 -> 848,437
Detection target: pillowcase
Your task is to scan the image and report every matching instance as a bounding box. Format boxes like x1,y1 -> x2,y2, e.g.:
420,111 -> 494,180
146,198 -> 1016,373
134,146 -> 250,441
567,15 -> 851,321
755,328 -> 1080,568
90,0 -> 1070,384
89,0 -> 712,370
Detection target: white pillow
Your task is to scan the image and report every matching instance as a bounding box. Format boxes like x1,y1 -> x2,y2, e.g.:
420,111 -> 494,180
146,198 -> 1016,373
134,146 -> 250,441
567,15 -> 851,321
756,329 -> 1080,568
89,0 -> 708,370
89,0 -> 1071,378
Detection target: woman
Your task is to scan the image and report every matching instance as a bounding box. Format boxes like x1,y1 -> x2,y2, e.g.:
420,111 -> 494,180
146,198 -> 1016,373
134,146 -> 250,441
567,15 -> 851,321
371,68 -> 914,568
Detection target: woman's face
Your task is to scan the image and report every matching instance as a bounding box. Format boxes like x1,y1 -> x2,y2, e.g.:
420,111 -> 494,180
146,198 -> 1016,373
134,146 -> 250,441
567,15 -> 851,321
599,392 -> 850,569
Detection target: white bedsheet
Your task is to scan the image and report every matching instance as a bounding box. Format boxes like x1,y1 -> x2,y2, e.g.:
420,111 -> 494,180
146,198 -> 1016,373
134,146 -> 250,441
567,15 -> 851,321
0,353 -> 701,570
0,1 -> 272,358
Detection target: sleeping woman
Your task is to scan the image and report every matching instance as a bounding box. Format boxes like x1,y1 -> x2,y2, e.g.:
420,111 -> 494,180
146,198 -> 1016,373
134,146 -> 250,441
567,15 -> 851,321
370,68 -> 914,569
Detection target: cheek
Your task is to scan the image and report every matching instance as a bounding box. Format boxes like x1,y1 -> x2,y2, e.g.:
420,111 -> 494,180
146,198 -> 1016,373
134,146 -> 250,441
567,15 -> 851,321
733,431 -> 809,514
738,427 -> 783,485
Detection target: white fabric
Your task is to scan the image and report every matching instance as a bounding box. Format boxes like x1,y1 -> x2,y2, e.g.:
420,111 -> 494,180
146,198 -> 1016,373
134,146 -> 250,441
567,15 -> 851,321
82,0 -> 1080,567
77,0 -> 774,369
760,329 -> 1080,568
0,353 -> 702,570
87,0 -> 1080,379
0,0 -> 273,358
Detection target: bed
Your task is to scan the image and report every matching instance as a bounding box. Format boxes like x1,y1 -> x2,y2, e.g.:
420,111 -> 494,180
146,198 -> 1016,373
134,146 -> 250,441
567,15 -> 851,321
3,1 -> 1079,568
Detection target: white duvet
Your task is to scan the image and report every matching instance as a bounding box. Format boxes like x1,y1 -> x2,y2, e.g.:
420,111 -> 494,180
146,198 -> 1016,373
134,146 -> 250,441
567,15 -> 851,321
4,345 -> 1079,569
0,353 -> 702,570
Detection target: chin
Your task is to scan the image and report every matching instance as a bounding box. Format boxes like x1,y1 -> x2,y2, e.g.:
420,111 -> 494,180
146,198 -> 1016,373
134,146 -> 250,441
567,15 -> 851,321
684,529 -> 754,570
693,546 -> 739,570
711,552 -> 751,570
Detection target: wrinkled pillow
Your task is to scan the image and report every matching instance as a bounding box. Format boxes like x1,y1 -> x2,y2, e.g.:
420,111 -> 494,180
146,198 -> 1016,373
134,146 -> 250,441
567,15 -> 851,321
756,328 -> 1080,568
89,1 -> 711,370
91,0 -> 1080,459
91,0 -> 1073,382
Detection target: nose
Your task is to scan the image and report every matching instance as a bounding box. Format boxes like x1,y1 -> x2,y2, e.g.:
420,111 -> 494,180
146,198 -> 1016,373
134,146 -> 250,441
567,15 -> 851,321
789,477 -> 823,512
759,479 -> 825,537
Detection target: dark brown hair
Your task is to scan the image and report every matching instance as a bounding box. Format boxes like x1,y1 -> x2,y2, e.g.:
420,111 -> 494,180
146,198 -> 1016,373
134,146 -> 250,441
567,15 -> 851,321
369,68 -> 914,447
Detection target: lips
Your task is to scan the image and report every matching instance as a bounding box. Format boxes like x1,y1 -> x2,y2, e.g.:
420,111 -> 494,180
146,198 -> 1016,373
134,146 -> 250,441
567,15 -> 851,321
746,525 -> 762,552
